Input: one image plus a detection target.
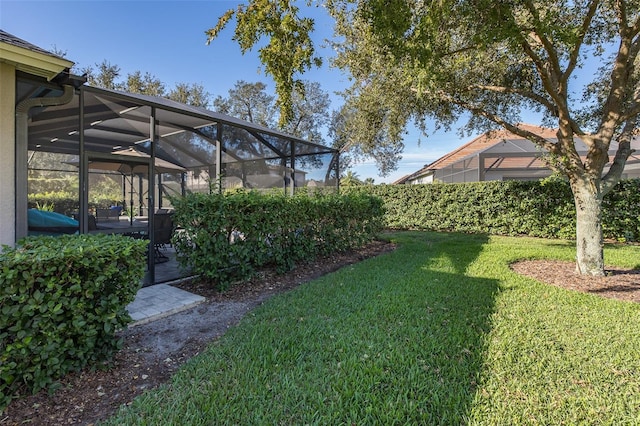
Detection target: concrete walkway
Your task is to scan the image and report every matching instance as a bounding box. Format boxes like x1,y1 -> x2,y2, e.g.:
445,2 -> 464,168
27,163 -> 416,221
127,283 -> 205,326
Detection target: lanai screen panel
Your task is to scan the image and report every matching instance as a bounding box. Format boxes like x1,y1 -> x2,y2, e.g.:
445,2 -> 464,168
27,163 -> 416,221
221,124 -> 285,162
295,151 -> 339,189
157,125 -> 218,195
84,91 -> 152,152
21,80 -> 81,210
434,156 -> 479,183
157,126 -> 217,169
25,88 -> 152,155
462,156 -> 479,182
222,158 -> 289,191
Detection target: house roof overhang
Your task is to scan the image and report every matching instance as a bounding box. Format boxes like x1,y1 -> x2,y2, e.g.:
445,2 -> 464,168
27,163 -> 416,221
0,30 -> 73,81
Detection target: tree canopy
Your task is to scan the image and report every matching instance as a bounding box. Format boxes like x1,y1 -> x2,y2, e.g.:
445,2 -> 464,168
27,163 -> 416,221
82,60 -> 211,107
328,0 -> 639,191
208,0 -> 639,275
214,79 -> 331,145
214,80 -> 276,127
207,0 -> 322,125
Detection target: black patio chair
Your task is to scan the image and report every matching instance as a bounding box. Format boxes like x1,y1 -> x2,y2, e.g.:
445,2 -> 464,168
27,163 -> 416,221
153,212 -> 174,263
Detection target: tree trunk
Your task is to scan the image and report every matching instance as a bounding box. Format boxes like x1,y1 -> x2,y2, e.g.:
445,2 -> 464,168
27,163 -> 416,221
570,177 -> 605,276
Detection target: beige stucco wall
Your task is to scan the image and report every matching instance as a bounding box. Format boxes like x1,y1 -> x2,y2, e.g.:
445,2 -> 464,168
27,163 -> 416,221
0,62 -> 16,247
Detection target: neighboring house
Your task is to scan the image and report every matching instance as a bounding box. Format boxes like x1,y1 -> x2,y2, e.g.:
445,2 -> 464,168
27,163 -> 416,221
395,124 -> 640,184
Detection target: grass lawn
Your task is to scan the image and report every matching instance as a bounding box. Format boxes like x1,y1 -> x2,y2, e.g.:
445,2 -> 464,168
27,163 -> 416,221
103,232 -> 640,425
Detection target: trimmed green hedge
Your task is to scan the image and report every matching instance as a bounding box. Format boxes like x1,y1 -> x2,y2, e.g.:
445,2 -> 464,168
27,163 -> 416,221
346,179 -> 640,241
601,179 -> 640,241
27,195 -> 121,216
0,234 -> 147,409
171,191 -> 385,287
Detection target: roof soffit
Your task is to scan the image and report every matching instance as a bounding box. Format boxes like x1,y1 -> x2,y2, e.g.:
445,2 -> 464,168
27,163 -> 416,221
0,42 -> 73,80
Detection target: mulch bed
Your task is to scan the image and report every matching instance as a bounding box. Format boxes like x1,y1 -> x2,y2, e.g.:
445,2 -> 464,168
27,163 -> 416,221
511,259 -> 640,303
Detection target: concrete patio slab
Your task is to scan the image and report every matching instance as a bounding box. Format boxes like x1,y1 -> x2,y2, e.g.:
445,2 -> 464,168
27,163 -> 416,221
127,283 -> 205,326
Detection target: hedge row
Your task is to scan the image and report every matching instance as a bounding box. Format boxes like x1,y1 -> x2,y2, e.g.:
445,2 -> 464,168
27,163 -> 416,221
346,179 -> 640,241
27,195 -> 121,216
0,235 -> 148,409
171,191 -> 385,287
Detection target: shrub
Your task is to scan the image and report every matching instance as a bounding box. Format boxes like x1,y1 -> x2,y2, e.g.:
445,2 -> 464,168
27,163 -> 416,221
171,191 -> 384,288
0,234 -> 147,408
346,179 -> 640,241
601,179 -> 640,242
27,194 -> 121,216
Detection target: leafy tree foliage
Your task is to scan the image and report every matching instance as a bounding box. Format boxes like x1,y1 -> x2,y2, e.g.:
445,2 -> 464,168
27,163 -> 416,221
328,103 -> 405,177
281,81 -> 330,143
168,82 -> 211,108
82,60 -> 121,90
209,0 -> 639,275
124,70 -> 165,96
340,170 -> 363,187
206,0 -> 322,125
213,79 -> 330,144
82,61 -> 212,107
213,80 -> 276,127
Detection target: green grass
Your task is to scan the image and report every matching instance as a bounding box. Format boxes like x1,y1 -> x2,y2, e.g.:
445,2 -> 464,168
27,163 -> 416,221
102,232 -> 640,425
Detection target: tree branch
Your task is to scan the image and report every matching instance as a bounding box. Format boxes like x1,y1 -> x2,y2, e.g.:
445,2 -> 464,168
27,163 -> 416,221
601,119 -> 636,194
522,0 -> 563,77
521,0 -> 594,137
519,32 -> 572,128
598,4 -> 635,138
620,103 -> 640,122
562,0 -> 600,84
619,84 -> 640,122
441,92 -> 561,154
632,10 -> 640,36
615,0 -> 629,36
470,84 -> 558,115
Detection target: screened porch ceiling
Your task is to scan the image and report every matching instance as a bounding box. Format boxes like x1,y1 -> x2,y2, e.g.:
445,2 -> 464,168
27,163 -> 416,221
24,84 -> 338,171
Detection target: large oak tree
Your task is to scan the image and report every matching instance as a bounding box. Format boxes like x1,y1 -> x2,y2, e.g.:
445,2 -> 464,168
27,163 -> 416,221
208,0 -> 639,275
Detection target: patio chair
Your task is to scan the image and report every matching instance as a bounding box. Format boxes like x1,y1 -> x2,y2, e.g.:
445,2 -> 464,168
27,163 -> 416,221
88,214 -> 98,231
96,208 -> 120,222
153,212 -> 174,263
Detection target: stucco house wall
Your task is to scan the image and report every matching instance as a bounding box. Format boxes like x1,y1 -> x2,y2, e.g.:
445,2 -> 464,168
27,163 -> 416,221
0,62 -> 16,246
0,30 -> 74,247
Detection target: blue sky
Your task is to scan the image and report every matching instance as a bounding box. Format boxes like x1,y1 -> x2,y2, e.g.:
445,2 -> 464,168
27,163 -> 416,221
1,0 -> 482,183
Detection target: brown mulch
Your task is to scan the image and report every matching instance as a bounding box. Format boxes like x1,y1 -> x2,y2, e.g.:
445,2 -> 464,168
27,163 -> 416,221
1,240 -> 396,426
511,259 -> 640,303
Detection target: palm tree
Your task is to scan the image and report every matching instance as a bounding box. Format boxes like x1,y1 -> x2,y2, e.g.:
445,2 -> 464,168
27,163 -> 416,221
341,170 -> 363,187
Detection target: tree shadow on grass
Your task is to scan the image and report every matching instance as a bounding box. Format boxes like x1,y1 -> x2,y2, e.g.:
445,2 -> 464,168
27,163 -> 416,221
350,231 -> 499,423
237,231 -> 500,423
102,231 -> 500,424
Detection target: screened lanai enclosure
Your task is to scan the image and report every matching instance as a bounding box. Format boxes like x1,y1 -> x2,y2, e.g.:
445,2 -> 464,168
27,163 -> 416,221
429,137 -> 640,183
17,74 -> 339,284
